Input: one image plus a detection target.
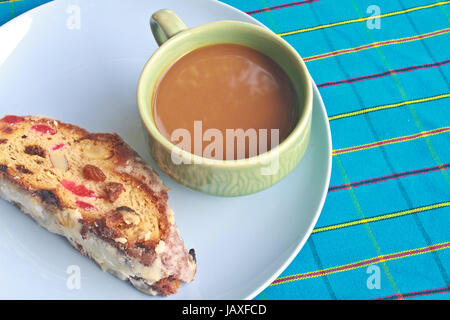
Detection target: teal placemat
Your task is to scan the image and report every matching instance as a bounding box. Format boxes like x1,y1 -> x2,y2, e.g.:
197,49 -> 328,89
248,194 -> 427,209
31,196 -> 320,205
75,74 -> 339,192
1,0 -> 449,300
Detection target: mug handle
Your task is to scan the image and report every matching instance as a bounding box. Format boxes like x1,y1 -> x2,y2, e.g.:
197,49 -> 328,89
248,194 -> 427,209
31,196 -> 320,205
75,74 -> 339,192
150,9 -> 187,46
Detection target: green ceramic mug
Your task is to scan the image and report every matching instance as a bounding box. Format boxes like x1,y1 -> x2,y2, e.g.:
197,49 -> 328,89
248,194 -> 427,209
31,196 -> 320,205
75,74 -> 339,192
137,9 -> 312,197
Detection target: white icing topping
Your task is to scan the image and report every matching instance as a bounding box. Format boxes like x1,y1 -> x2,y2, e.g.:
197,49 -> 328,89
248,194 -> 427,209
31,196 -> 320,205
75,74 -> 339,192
0,176 -> 173,294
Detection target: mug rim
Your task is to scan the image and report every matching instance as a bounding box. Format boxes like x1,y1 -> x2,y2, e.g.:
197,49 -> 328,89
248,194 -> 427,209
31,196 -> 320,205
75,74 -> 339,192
137,20 -> 313,168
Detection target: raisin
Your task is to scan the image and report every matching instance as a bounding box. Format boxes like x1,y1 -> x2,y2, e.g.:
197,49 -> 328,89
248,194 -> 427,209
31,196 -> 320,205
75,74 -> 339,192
24,145 -> 46,158
105,210 -> 125,228
16,165 -> 32,174
104,182 -> 124,203
83,165 -> 106,182
135,243 -> 147,249
34,190 -> 60,208
0,139 -> 7,144
116,206 -> 135,213
189,249 -> 197,262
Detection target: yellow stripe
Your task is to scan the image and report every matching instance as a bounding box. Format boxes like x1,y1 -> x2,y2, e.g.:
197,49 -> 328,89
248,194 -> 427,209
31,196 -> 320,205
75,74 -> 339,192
272,242 -> 450,285
278,1 -> 450,37
329,93 -> 450,121
305,28 -> 450,62
331,156 -> 402,294
346,1 -> 450,185
313,202 -> 450,233
333,127 -> 450,155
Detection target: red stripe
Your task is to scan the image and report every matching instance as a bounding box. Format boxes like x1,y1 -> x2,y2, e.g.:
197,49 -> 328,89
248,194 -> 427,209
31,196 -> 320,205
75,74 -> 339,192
272,243 -> 450,284
317,59 -> 450,88
304,29 -> 450,62
333,127 -> 450,155
246,0 -> 320,15
328,163 -> 450,192
404,289 -> 450,299
373,285 -> 450,300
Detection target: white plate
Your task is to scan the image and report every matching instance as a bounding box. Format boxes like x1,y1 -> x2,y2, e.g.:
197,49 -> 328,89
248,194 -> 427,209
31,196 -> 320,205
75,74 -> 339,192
0,0 -> 332,299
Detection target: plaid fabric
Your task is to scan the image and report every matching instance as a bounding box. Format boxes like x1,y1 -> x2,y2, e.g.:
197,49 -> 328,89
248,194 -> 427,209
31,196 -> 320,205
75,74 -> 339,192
1,0 -> 449,300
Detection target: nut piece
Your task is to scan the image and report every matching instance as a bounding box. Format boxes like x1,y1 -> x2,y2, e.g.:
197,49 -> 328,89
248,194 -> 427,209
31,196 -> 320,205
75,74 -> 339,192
83,165 -> 106,182
114,237 -> 127,244
49,151 -> 69,171
104,182 -> 124,203
80,141 -> 112,160
116,206 -> 140,225
114,206 -> 140,226
142,231 -> 152,241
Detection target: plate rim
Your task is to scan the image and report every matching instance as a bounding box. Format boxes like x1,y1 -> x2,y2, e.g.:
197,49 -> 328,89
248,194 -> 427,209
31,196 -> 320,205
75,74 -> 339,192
0,0 -> 333,300
195,0 -> 333,300
246,83 -> 333,299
